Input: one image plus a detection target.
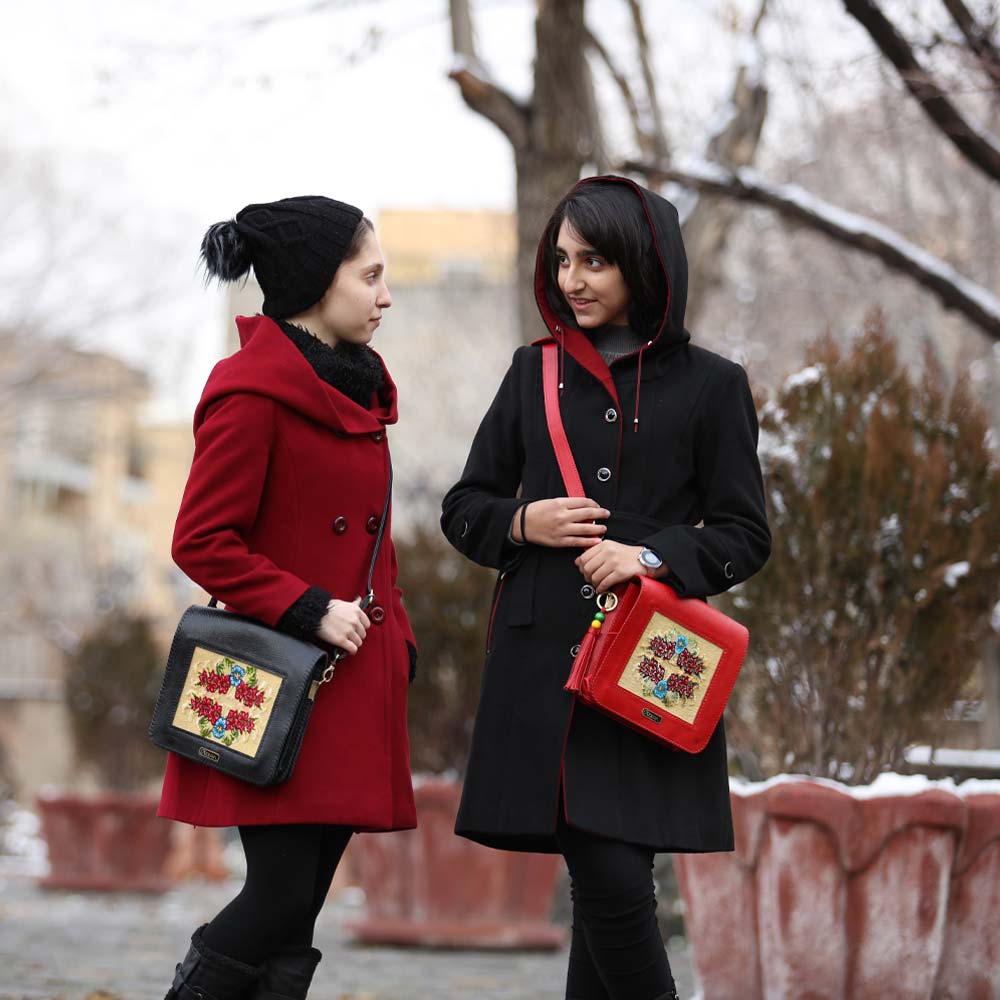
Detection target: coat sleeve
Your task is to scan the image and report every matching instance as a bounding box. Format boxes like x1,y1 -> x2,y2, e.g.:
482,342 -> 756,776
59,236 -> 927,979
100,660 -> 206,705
641,362 -> 771,599
172,392 -> 314,626
440,347 -> 529,572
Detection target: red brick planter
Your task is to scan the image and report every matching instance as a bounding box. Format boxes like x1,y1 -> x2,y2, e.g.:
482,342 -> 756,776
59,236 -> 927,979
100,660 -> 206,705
36,791 -> 174,893
674,775 -> 1000,1000
345,779 -> 567,949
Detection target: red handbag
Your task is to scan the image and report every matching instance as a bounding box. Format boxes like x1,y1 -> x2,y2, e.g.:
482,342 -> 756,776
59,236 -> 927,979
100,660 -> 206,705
542,342 -> 749,753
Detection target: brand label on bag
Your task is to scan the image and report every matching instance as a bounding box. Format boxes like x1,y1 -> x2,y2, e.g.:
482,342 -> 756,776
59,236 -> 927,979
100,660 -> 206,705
616,612 -> 723,724
641,708 -> 662,724
170,647 -> 283,759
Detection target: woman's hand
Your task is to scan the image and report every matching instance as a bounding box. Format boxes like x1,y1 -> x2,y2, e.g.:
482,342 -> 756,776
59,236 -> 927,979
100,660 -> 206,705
512,498 -> 610,548
576,541 -> 660,593
316,597 -> 371,655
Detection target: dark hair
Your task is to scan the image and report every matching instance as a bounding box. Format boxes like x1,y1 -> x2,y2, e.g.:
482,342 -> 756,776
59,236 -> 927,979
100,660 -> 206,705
343,215 -> 375,263
542,181 -> 668,338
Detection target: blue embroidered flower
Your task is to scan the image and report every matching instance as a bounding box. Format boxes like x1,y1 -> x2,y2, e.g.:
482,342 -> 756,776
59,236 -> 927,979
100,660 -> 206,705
653,680 -> 669,699
212,719 -> 228,738
676,635 -> 688,651
229,665 -> 246,686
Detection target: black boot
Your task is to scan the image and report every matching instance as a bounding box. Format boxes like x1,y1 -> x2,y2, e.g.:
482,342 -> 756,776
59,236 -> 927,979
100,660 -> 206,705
251,945 -> 322,999
165,924 -> 265,1000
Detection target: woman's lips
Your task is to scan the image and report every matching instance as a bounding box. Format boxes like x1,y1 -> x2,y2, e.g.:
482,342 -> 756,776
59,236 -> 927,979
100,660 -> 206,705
570,298 -> 596,310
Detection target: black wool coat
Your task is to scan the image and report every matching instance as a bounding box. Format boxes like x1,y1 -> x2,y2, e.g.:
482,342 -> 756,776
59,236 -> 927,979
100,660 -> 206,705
440,176 -> 771,854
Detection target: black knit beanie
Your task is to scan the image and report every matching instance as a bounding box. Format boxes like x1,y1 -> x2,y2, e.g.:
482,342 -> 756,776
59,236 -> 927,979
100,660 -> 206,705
199,195 -> 365,319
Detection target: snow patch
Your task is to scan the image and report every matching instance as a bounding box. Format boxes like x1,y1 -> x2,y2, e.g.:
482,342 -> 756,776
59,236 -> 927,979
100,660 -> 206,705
783,364 -> 825,392
943,561 -> 970,587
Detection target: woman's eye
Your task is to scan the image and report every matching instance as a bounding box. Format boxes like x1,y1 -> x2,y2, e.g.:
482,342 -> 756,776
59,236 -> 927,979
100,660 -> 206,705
586,257 -> 603,268
557,254 -> 568,266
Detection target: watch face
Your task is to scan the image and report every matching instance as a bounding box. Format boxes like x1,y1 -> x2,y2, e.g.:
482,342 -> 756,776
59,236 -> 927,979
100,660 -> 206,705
640,549 -> 662,568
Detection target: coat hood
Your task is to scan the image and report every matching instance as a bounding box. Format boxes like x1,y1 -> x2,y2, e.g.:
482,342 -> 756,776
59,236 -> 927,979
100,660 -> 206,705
194,314 -> 398,435
532,175 -> 691,429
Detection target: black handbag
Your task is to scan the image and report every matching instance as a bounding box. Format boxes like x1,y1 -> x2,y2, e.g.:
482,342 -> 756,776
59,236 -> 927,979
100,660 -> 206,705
149,461 -> 393,787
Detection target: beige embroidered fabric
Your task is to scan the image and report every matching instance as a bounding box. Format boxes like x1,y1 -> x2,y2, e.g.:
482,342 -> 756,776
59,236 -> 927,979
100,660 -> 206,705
614,612 -> 724,725
170,647 -> 284,759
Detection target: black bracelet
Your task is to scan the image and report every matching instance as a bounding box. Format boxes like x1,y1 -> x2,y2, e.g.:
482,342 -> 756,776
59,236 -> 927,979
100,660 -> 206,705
519,501 -> 530,544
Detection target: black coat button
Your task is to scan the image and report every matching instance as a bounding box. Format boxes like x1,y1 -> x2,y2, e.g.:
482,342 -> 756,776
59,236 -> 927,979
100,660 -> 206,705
605,408 -> 618,423
581,584 -> 595,599
460,520 -> 469,538
724,561 -> 735,580
570,644 -> 581,657
597,467 -> 612,482
332,516 -> 348,534
370,606 -> 385,624
366,515 -> 379,534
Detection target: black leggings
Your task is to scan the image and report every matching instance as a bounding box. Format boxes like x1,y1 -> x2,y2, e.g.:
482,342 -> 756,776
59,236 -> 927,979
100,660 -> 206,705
555,812 -> 675,1000
202,823 -> 352,963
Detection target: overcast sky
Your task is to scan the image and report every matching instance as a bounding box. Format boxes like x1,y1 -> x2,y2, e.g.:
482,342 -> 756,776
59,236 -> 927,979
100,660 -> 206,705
1,0 -> 886,416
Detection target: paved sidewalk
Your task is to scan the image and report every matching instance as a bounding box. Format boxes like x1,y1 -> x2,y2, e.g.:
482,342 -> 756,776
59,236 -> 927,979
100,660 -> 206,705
0,873 -> 696,1000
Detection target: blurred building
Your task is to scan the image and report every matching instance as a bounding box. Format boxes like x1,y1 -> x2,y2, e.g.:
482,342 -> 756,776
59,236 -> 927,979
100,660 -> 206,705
0,335 -> 193,799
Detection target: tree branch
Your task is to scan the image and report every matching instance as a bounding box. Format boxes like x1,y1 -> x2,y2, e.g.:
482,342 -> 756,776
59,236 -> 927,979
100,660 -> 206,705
624,157 -> 1000,339
583,25 -> 651,156
844,0 -> 1000,183
940,0 -> 1000,92
448,0 -> 529,148
625,0 -> 670,160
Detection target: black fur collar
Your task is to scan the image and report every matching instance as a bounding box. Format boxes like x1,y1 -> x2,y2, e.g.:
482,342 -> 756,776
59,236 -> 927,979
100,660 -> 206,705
278,320 -> 385,409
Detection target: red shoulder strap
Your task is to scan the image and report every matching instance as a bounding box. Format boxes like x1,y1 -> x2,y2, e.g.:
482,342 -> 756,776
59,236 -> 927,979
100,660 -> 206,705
541,342 -> 585,498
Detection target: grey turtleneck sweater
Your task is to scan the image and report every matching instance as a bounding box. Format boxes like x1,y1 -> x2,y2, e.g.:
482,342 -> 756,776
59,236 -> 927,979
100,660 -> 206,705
588,323 -> 647,364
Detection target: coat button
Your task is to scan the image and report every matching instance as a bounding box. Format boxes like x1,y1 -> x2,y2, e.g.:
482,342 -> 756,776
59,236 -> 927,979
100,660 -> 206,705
605,408 -> 618,423
366,515 -> 379,534
460,520 -> 469,538
370,606 -> 385,624
597,467 -> 612,482
581,584 -> 595,599
332,516 -> 348,534
570,643 -> 581,657
724,561 -> 735,580
371,431 -> 384,442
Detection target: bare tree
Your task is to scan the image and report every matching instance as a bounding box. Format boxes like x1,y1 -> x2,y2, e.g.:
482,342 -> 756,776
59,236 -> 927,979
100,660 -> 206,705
449,0 -> 771,339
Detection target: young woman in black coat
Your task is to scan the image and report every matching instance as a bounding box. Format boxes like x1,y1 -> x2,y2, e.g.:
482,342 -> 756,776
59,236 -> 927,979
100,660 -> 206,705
441,176 -> 771,1000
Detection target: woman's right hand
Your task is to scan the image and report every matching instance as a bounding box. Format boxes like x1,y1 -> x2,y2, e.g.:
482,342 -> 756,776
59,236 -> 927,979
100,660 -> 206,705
513,498 -> 610,548
316,597 -> 371,654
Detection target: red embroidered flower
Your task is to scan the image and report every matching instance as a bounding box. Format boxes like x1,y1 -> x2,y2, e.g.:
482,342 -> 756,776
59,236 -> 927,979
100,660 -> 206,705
649,635 -> 676,661
197,669 -> 230,694
637,656 -> 665,684
189,694 -> 222,723
677,648 -> 705,676
225,708 -> 255,735
234,682 -> 265,709
666,673 -> 696,700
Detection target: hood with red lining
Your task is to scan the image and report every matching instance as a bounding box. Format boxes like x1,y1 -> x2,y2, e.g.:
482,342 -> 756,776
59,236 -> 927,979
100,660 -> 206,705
533,174 -> 690,351
193,314 -> 398,436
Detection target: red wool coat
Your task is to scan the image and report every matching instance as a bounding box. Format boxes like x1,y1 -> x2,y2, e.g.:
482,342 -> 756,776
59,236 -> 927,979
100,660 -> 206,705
157,315 -> 417,830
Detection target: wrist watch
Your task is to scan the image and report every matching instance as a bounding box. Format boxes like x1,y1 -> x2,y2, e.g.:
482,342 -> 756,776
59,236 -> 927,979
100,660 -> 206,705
638,547 -> 663,572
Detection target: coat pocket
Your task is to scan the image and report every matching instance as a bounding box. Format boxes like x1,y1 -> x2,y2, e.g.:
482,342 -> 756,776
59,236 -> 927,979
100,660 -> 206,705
500,549 -> 538,628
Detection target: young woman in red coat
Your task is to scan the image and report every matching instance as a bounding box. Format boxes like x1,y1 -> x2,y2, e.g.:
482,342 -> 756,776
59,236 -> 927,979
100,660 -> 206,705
159,196 -> 417,1000
441,177 -> 771,1000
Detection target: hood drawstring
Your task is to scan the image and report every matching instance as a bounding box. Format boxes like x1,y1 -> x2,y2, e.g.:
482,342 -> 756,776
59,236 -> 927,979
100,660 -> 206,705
633,341 -> 651,432
556,327 -> 566,394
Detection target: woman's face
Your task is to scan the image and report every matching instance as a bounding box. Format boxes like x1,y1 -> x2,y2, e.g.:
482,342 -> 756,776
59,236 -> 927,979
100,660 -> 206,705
555,219 -> 630,330
312,230 -> 392,346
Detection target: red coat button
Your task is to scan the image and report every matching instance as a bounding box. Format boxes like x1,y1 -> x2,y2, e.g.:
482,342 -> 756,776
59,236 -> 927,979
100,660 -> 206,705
332,516 -> 348,534
366,515 -> 379,534
370,606 -> 385,624
371,431 -> 384,442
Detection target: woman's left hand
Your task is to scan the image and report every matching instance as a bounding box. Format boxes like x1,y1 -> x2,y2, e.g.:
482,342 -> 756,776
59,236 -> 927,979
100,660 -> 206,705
575,541 -> 650,593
